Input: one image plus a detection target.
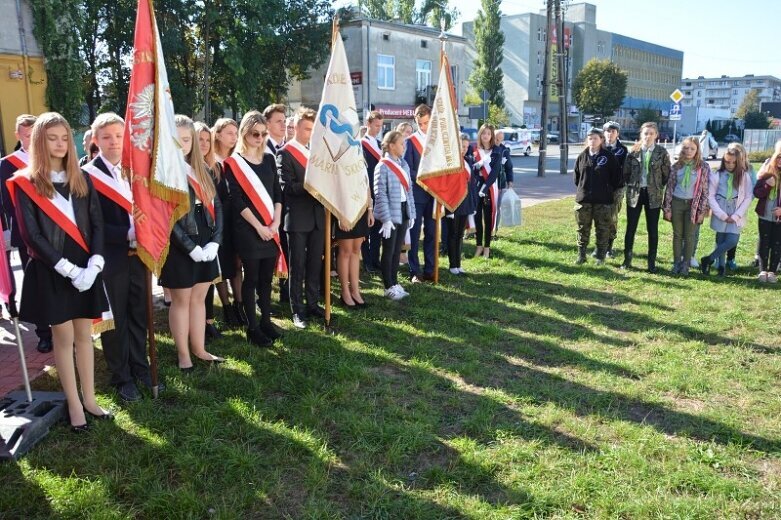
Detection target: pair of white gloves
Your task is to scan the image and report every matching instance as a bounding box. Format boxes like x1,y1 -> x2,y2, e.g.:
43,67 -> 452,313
54,255 -> 104,293
379,220 -> 414,239
188,242 -> 219,262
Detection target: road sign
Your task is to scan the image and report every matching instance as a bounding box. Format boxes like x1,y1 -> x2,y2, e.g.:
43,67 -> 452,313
670,89 -> 684,104
669,103 -> 681,121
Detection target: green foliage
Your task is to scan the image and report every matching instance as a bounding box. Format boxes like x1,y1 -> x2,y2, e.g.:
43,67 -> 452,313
735,88 -> 760,120
487,103 -> 509,127
634,106 -> 660,127
748,148 -> 773,162
743,111 -> 771,130
29,0 -> 85,125
359,0 -> 458,30
468,0 -> 505,109
572,59 -> 628,120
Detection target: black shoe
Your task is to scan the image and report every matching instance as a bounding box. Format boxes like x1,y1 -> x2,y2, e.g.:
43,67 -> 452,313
700,255 -> 713,275
259,319 -> 282,340
85,408 -> 115,421
306,306 -> 325,318
591,248 -> 599,258
247,326 -> 273,347
116,381 -> 142,403
222,305 -> 237,328
180,366 -> 195,374
576,247 -> 587,265
621,251 -> 633,270
71,423 -> 90,433
292,314 -> 308,329
647,264 -> 658,274
340,296 -> 357,309
717,266 -> 726,277
36,337 -> 53,354
205,322 -> 222,341
233,301 -> 248,327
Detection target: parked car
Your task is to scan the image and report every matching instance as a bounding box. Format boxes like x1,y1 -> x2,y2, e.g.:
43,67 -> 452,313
674,135 -> 718,160
498,127 -> 532,156
547,131 -> 559,143
723,134 -> 741,144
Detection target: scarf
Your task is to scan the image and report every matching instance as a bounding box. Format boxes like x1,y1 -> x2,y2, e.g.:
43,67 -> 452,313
726,172 -> 734,200
681,161 -> 693,189
643,149 -> 651,176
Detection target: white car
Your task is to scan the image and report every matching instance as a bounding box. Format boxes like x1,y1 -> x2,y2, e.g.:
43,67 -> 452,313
498,128 -> 532,156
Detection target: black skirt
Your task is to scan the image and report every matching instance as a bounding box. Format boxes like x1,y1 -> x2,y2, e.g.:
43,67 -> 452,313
19,240 -> 109,326
159,205 -> 220,289
334,210 -> 370,240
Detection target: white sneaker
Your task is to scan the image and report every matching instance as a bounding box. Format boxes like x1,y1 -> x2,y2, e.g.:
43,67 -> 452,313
768,272 -> 778,284
449,268 -> 460,275
385,286 -> 404,301
758,271 -> 768,283
393,284 -> 409,298
457,267 -> 467,274
689,257 -> 700,268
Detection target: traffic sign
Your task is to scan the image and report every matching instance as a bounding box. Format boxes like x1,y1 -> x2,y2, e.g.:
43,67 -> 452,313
669,103 -> 681,121
670,89 -> 684,104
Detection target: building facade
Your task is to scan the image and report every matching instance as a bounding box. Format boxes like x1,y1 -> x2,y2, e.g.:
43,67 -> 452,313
679,75 -> 781,134
287,13 -> 472,128
462,2 -> 683,136
0,0 -> 48,155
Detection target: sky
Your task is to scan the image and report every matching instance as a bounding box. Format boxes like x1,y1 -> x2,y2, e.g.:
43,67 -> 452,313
336,0 -> 781,80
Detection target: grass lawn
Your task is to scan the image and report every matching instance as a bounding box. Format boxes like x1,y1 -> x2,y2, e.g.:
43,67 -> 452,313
1,197 -> 780,519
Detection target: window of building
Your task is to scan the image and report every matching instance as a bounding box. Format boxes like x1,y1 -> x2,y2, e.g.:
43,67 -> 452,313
450,64 -> 459,89
416,59 -> 432,91
377,54 -> 395,90
537,50 -> 541,65
732,98 -> 737,105
421,40 -> 428,49
382,33 -> 390,41
537,27 -> 543,41
698,82 -> 704,87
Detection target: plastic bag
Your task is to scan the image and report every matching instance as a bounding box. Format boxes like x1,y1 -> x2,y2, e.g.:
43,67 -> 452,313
499,189 -> 522,227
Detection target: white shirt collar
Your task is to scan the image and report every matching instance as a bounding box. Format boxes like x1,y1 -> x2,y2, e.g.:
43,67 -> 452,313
98,152 -> 122,178
51,170 -> 67,183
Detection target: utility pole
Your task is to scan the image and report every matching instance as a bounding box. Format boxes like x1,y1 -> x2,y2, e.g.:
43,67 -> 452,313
537,0 -> 553,177
555,0 -> 568,174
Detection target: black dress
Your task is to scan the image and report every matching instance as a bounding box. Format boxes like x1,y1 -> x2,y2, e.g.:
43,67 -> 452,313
334,210 -> 370,239
159,199 -> 220,289
226,154 -> 281,260
214,164 -> 237,279
19,183 -> 109,326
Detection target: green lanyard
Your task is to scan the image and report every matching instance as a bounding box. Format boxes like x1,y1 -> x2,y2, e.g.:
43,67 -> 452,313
681,162 -> 693,188
643,149 -> 651,176
725,172 -> 734,200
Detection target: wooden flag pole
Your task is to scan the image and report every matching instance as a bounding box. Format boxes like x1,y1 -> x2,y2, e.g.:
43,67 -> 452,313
324,210 -> 332,328
145,269 -> 159,398
433,201 -> 442,284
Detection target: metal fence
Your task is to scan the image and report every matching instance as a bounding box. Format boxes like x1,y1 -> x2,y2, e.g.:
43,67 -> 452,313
744,129 -> 781,154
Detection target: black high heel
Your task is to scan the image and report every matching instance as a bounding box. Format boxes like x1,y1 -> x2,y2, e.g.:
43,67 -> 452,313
71,423 -> 90,433
85,408 -> 115,421
340,296 -> 357,309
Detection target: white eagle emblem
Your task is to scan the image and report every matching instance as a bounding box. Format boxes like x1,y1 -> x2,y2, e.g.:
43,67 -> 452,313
129,84 -> 155,153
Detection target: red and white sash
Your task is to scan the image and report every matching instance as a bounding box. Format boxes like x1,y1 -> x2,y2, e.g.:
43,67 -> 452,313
186,167 -> 216,221
408,133 -> 423,156
380,158 -> 410,192
223,153 -> 288,277
2,149 -> 28,171
83,161 -> 133,214
361,136 -> 381,161
281,139 -> 309,170
7,175 -> 89,252
473,149 -> 498,231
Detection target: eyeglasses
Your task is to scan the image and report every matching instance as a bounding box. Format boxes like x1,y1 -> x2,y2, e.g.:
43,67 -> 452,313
250,130 -> 268,138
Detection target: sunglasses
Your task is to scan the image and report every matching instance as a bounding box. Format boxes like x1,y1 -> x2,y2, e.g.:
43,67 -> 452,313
250,130 -> 268,138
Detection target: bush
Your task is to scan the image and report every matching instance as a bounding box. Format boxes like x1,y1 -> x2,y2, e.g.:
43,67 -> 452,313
748,149 -> 773,163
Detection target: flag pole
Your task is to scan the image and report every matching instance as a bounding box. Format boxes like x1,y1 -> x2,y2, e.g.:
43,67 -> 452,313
12,318 -> 33,402
324,210 -> 332,327
433,202 -> 442,284
145,269 -> 159,398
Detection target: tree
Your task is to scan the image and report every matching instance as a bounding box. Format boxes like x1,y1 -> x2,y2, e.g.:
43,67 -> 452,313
468,0 -> 504,109
572,59 -> 627,120
736,88 -> 760,120
634,106 -> 660,127
30,0 -> 85,126
743,111 -> 770,130
487,103 -> 509,127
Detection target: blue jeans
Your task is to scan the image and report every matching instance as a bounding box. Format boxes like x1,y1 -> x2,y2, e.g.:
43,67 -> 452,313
707,232 -> 740,268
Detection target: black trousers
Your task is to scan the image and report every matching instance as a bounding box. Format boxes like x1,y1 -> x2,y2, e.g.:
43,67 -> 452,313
241,255 -> 276,328
446,215 -> 467,269
475,195 -> 493,248
361,220 -> 382,270
624,188 -> 660,264
9,247 -> 51,340
381,218 -> 408,289
758,219 -> 781,272
101,255 -> 149,387
288,229 -> 325,315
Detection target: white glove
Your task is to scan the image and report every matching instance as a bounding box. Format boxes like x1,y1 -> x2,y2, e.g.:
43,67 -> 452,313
188,245 -> 207,262
501,157 -> 507,165
127,223 -> 136,243
408,219 -> 415,230
72,265 -> 100,292
87,254 -> 105,272
474,158 -> 485,169
54,258 -> 83,280
478,187 -> 486,198
202,242 -> 219,261
380,221 -> 395,239
446,213 -> 455,219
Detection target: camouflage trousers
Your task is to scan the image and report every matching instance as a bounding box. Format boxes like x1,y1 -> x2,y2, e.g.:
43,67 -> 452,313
610,188 -> 625,242
575,202 -> 613,253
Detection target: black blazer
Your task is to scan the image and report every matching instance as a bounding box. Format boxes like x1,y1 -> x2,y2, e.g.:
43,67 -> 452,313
362,135 -> 381,196
87,157 -> 132,277
278,147 -> 324,233
1,155 -> 24,248
170,177 -> 223,255
15,174 -> 105,267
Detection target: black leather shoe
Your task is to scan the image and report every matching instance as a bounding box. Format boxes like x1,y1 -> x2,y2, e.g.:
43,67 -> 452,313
116,382 -> 142,402
247,326 -> 272,347
205,322 -> 222,341
306,306 -> 325,318
85,408 -> 115,421
233,301 -> 248,326
700,255 -> 713,275
71,423 -> 90,433
259,319 -> 282,340
292,314 -> 308,329
36,338 -> 53,354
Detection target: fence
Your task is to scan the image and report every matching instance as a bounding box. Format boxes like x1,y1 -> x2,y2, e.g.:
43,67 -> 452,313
743,129 -> 781,154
